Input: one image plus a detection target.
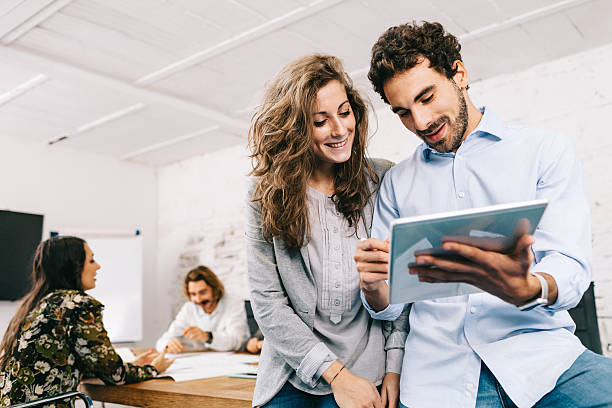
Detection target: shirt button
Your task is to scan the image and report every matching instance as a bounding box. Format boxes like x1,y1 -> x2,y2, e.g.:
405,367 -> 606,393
470,306 -> 477,313
458,191 -> 465,198
466,383 -> 473,390
334,299 -> 340,306
334,245 -> 340,250
333,227 -> 338,233
335,282 -> 341,288
335,263 -> 340,270
465,390 -> 471,397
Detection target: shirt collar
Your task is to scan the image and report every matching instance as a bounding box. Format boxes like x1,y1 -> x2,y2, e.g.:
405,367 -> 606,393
471,106 -> 504,141
421,106 -> 504,161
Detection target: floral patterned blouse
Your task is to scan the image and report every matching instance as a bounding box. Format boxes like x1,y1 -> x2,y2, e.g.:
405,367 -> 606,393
0,290 -> 156,407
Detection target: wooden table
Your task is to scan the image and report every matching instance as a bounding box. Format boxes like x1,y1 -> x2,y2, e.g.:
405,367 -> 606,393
79,375 -> 255,407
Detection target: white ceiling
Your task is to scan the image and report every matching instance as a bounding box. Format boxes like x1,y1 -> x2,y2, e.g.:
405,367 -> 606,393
1,0 -> 611,166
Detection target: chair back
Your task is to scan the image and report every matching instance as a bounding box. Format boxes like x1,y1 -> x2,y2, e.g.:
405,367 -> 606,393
568,281 -> 603,354
244,299 -> 260,337
8,391 -> 93,408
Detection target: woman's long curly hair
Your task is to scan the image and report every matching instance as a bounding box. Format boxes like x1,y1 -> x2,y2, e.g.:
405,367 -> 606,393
249,54 -> 377,250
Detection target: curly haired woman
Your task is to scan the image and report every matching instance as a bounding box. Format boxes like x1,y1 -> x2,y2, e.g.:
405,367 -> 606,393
246,54 -> 409,408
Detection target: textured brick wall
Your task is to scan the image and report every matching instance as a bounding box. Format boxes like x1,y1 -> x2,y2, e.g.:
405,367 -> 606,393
468,44 -> 612,355
158,43 -> 612,354
157,145 -> 251,324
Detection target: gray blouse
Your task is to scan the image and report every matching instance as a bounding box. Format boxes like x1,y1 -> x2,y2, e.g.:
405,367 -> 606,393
287,186 -> 386,394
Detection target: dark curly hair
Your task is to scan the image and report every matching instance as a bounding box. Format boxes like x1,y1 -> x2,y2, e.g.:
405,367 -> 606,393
369,21 -> 463,104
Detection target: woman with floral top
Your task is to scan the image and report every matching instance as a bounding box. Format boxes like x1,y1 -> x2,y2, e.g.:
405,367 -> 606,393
0,236 -> 173,407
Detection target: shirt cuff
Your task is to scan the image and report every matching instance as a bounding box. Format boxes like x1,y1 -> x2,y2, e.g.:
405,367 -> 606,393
155,335 -> 170,352
360,291 -> 404,320
385,348 -> 404,374
295,341 -> 338,388
315,358 -> 335,383
531,252 -> 590,312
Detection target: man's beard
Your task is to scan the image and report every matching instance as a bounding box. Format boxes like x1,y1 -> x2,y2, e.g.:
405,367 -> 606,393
418,83 -> 468,153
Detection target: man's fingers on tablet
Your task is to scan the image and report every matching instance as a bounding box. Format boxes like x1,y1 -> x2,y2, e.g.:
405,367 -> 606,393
412,256 -> 482,275
442,242 -> 495,265
418,276 -> 437,283
513,234 -> 535,264
410,258 -> 484,282
416,268 -> 477,284
418,275 -> 455,284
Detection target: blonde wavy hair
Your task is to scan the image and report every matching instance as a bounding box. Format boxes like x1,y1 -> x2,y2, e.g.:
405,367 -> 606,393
249,54 -> 377,249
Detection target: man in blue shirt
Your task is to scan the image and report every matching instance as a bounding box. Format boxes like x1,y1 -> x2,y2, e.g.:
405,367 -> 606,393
355,21 -> 612,408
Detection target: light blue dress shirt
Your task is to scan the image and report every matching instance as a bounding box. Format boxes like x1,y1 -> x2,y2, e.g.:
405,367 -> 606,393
364,108 -> 592,408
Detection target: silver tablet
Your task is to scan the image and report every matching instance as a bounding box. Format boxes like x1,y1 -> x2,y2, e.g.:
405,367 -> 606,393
389,199 -> 548,304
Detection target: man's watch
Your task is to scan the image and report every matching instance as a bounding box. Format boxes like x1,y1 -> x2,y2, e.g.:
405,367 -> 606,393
517,273 -> 548,311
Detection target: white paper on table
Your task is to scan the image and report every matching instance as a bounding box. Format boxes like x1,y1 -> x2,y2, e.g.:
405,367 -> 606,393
165,351 -> 207,359
115,347 -> 136,362
159,352 -> 259,382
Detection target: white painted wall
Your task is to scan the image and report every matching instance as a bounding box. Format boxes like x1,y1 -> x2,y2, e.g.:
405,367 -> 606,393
0,135 -> 160,347
157,43 -> 612,356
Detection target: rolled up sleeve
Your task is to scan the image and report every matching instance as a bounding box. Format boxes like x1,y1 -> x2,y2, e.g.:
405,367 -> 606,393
298,342 -> 338,387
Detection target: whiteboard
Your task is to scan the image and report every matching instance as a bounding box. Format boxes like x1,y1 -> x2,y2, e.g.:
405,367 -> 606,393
84,235 -> 143,343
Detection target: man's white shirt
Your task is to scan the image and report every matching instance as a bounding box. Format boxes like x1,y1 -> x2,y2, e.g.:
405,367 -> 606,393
156,293 -> 250,352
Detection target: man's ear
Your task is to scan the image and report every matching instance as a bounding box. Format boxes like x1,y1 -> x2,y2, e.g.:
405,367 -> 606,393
452,60 -> 469,90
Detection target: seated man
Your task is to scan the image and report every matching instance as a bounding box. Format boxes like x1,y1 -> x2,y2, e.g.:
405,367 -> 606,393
355,21 -> 612,408
156,265 -> 249,352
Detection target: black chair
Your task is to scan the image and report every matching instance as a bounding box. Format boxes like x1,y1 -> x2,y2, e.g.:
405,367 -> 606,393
244,300 -> 260,337
568,281 -> 603,354
244,288 -> 603,354
9,391 -> 93,408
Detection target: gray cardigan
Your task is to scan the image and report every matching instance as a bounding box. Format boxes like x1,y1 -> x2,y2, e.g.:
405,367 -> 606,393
245,158 -> 409,407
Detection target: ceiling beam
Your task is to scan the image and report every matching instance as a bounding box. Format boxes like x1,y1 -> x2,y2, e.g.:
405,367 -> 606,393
48,103 -> 147,145
0,73 -> 48,106
0,45 -> 249,137
136,0 -> 345,86
120,125 -> 220,160
349,0 -> 596,80
460,0 -> 596,42
0,0 -> 75,45
0,0 -> 54,37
